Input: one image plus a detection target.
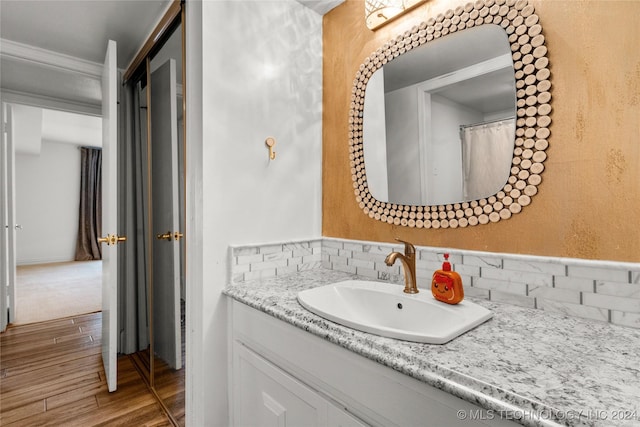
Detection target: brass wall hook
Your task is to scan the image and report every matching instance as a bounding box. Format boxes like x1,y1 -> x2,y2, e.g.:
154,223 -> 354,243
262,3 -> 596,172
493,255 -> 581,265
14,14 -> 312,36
265,137 -> 276,160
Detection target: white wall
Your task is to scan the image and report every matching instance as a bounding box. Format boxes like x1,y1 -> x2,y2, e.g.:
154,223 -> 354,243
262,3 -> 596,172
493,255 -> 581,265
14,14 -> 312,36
385,85 -> 422,205
12,104 -> 42,155
428,94 -> 482,204
484,108 -> 514,122
41,108 -> 102,147
15,140 -> 80,264
187,1 -> 323,425
362,68 -> 388,201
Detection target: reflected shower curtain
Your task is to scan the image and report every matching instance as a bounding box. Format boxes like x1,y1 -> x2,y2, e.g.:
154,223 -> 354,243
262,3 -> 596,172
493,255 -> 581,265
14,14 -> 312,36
461,119 -> 515,200
118,79 -> 150,354
75,147 -> 102,261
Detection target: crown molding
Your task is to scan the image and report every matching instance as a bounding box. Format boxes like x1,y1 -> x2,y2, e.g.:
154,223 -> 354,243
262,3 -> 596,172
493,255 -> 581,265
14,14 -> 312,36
0,89 -> 101,117
0,38 -> 103,78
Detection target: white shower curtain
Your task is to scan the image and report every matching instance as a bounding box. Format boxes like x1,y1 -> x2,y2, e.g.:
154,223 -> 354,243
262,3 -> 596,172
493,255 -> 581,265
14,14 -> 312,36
461,118 -> 515,201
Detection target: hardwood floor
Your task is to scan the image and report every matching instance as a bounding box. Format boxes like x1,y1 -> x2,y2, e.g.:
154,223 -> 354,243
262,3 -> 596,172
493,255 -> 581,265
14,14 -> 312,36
152,353 -> 186,425
0,312 -> 173,426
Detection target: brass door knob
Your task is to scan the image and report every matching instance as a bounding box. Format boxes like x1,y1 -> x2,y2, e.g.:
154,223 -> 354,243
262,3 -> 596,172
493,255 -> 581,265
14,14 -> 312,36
156,231 -> 173,241
98,234 -> 127,246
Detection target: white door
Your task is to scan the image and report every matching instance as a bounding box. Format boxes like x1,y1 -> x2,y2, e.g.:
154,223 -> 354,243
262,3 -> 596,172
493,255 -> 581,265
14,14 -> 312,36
100,39 -> 122,392
1,103 -> 17,331
150,58 -> 182,370
0,103 -> 15,332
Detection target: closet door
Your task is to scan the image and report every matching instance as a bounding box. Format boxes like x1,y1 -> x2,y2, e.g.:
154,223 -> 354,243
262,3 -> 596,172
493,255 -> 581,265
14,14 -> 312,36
150,58 -> 182,370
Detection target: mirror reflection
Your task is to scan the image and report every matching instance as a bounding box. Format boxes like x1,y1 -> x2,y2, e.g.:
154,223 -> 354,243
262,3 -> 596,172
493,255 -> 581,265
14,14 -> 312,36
149,21 -> 186,424
120,16 -> 185,426
363,24 -> 516,206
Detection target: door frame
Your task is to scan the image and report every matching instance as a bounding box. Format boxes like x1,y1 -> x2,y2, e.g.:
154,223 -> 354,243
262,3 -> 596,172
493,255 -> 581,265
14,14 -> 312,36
0,101 -> 17,327
1,102 -> 11,331
0,93 -> 102,332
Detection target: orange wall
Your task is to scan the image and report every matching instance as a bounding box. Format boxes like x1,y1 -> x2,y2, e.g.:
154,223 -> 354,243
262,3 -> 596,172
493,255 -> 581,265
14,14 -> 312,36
322,0 -> 640,263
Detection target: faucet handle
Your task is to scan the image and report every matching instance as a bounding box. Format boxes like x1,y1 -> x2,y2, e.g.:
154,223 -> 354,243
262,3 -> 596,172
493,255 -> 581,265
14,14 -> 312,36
394,238 -> 415,255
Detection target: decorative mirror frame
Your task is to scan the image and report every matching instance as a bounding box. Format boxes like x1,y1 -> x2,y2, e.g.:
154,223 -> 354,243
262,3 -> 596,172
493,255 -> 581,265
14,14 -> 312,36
350,0 -> 551,229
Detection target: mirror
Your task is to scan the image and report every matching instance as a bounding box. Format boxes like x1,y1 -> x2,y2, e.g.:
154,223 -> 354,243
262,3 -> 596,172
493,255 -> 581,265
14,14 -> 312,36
149,19 -> 186,425
350,1 -> 551,228
122,9 -> 185,426
363,24 -> 516,206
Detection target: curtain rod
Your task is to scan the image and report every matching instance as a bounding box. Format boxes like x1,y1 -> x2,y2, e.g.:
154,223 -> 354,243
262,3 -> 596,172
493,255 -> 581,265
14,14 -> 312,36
459,116 -> 516,130
77,146 -> 102,150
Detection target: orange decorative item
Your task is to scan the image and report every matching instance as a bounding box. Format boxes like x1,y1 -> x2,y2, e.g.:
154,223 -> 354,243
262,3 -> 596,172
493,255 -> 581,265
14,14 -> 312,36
431,253 -> 464,305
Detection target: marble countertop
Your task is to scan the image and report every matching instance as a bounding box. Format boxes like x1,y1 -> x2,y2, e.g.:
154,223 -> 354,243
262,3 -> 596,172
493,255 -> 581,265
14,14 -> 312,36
223,269 -> 640,427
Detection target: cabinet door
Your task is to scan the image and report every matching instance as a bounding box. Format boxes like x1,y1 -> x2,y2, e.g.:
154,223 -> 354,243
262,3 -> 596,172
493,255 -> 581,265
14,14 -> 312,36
233,342 -> 328,427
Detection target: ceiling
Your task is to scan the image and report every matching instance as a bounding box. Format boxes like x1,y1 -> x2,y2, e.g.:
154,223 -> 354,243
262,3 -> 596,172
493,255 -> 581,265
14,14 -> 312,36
1,1 -> 172,150
0,0 -> 343,112
0,0 -> 172,69
1,0 -> 173,116
382,24 -> 516,115
296,0 -> 344,15
0,0 -> 342,70
0,0 -> 343,152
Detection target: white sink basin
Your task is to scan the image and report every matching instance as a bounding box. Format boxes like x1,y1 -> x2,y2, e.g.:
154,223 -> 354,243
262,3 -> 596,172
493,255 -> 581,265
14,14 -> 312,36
297,280 -> 492,344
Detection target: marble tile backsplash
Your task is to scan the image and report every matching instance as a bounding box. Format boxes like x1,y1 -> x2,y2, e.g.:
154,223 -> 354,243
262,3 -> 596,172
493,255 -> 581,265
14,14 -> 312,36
230,238 -> 640,329
230,239 -> 323,283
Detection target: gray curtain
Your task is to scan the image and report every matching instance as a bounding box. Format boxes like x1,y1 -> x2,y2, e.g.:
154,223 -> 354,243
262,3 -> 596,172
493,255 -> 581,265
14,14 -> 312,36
75,147 -> 102,261
117,78 -> 150,354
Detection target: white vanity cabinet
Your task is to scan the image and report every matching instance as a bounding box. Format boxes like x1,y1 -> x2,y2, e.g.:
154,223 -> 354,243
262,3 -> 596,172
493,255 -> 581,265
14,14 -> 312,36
233,342 -> 366,426
228,300 -> 519,427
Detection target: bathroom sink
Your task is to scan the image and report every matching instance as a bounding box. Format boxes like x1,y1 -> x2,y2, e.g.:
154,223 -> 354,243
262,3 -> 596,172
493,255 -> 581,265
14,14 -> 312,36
297,280 -> 492,344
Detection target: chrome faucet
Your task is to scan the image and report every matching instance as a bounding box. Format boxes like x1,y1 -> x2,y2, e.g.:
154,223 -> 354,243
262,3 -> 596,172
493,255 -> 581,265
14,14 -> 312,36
385,238 -> 418,294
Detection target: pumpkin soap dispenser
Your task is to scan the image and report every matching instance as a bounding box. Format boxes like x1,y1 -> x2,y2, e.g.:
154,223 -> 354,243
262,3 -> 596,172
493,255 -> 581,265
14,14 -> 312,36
431,253 -> 464,305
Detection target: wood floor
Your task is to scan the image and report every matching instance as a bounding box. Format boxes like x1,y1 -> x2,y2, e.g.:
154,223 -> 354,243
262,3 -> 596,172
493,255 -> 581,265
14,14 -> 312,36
0,312 -> 173,426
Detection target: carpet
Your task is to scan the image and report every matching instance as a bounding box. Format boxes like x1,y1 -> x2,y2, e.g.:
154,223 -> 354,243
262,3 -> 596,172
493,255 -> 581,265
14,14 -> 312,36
14,261 -> 102,325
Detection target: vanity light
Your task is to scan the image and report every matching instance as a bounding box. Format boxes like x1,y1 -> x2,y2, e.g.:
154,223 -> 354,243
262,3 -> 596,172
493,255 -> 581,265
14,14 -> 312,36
365,0 -> 427,30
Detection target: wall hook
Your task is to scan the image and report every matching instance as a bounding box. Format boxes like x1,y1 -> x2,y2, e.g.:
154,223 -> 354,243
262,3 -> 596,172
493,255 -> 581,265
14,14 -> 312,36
265,137 -> 276,160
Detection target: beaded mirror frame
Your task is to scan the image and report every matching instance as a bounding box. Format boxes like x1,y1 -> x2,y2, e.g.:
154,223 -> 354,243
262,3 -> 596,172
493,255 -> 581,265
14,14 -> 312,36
350,0 -> 551,229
